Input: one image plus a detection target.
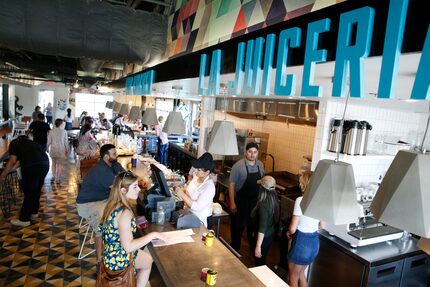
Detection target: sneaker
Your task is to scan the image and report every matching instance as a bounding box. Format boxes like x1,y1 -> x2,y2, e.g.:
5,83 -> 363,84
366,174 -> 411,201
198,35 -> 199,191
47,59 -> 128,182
31,214 -> 38,220
11,219 -> 30,227
50,177 -> 55,183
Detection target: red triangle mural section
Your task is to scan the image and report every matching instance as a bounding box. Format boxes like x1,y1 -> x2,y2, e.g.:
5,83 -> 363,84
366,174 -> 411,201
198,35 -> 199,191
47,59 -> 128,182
233,8 -> 247,34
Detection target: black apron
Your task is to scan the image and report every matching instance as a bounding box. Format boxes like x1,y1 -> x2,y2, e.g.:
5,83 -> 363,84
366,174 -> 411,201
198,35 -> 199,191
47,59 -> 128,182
235,162 -> 262,226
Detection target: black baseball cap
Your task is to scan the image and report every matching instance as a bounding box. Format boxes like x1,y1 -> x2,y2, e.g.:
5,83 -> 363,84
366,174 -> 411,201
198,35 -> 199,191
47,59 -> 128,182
246,142 -> 259,151
191,152 -> 214,171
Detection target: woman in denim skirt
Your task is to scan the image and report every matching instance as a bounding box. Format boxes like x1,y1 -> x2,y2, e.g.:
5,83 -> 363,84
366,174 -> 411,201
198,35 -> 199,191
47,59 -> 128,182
287,171 -> 325,287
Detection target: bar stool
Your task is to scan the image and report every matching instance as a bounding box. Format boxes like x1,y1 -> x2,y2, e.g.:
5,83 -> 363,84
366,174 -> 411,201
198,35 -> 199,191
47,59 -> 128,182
78,217 -> 96,259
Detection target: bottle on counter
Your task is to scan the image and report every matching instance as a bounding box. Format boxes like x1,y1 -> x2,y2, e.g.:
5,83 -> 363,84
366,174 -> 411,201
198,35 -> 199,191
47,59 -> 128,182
157,206 -> 165,225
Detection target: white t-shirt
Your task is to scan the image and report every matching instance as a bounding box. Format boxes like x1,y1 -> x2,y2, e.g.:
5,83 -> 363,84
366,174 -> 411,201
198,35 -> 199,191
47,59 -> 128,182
186,175 -> 216,227
293,196 -> 320,233
155,124 -> 169,145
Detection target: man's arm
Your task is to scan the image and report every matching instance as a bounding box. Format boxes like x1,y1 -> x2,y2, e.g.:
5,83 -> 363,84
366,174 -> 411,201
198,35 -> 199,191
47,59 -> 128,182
228,181 -> 237,214
0,155 -> 18,181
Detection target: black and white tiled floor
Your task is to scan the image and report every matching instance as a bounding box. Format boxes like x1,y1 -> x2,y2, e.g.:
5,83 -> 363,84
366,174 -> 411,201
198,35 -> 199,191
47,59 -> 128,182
0,159 -> 97,287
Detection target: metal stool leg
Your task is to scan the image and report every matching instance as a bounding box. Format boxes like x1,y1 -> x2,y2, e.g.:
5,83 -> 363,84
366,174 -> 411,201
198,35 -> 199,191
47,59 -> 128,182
78,223 -> 96,259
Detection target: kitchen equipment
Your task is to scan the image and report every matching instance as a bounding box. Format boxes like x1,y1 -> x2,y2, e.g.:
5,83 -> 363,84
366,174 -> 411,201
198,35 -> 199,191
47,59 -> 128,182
355,121 -> 372,155
328,119 -> 343,153
343,120 -> 361,155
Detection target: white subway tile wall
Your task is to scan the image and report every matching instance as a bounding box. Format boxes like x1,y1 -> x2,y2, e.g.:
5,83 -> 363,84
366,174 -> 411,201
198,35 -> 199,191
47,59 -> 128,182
312,101 -> 429,185
214,111 -> 316,174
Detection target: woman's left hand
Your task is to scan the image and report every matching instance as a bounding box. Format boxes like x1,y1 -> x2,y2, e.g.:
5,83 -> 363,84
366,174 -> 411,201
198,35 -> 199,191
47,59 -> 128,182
255,246 -> 262,258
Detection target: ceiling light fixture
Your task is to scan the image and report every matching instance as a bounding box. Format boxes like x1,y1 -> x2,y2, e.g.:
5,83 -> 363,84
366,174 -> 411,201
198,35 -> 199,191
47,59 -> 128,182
206,83 -> 239,155
162,86 -> 186,135
300,85 -> 360,225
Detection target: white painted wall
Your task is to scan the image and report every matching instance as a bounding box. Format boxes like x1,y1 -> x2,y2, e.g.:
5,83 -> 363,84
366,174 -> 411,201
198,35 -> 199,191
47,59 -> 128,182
14,83 -> 71,120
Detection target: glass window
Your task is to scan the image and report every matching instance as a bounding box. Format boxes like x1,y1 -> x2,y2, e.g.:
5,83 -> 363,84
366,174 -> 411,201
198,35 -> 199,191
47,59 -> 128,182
75,93 -> 113,119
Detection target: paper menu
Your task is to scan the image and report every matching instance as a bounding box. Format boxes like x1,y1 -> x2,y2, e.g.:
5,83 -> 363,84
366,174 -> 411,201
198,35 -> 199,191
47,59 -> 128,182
151,229 -> 195,247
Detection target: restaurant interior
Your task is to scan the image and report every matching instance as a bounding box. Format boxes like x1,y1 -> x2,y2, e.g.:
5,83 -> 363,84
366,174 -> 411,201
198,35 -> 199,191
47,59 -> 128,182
0,0 -> 430,286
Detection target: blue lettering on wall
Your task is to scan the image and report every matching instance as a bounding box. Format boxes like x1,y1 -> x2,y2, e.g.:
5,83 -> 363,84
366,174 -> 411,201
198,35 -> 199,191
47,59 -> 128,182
198,54 -> 208,96
411,26 -> 430,100
274,27 -> 301,96
378,0 -> 409,99
208,50 -> 222,95
302,18 -> 331,97
333,7 -> 375,98
126,77 -> 133,95
262,34 -> 276,96
243,40 -> 255,95
234,42 -> 246,95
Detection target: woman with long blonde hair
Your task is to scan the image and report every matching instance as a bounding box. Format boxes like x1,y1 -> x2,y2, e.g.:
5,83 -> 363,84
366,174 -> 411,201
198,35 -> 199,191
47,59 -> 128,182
98,170 -> 167,287
287,171 -> 324,287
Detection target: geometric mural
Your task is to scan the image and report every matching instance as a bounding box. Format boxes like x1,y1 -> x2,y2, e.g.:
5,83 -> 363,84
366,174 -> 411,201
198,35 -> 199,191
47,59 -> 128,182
166,0 -> 347,59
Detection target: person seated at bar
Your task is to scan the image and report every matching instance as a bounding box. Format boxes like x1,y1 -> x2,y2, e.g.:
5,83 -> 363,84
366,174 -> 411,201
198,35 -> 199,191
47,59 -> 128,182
287,171 -> 325,287
251,175 -> 279,266
76,144 -> 124,266
76,123 -> 98,159
98,171 -> 167,286
101,118 -> 113,130
173,152 -> 215,227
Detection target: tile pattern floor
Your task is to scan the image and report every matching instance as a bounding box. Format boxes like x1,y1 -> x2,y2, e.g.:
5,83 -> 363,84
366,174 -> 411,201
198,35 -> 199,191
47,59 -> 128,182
0,159 -> 98,287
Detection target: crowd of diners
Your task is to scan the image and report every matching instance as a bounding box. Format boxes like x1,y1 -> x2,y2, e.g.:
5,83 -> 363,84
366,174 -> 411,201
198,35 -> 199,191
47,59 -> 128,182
0,108 -> 323,287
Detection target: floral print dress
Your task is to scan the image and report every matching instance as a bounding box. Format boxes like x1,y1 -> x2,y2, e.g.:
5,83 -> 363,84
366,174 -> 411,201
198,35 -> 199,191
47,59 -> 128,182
99,207 -> 137,271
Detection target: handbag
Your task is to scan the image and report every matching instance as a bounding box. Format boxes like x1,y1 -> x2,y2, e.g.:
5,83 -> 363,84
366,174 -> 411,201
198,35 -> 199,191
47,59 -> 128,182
96,253 -> 136,287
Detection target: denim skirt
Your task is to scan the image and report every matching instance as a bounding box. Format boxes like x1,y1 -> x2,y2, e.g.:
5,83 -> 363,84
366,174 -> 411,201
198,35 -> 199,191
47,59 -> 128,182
287,230 -> 319,265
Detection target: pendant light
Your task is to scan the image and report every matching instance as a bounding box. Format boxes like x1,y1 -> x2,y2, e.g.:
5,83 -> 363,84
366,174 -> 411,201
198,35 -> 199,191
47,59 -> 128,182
141,107 -> 158,126
128,106 -> 142,120
112,101 -> 121,113
300,86 -> 360,225
207,83 -> 239,155
370,102 -> 430,238
162,86 -> 186,135
119,103 -> 129,115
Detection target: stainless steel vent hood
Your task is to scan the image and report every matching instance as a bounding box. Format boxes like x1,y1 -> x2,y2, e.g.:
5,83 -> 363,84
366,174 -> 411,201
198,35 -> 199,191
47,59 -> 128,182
215,98 -> 318,125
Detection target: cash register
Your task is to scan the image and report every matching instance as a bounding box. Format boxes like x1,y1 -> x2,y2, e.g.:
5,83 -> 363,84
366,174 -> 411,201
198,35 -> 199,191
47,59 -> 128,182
144,164 -> 183,223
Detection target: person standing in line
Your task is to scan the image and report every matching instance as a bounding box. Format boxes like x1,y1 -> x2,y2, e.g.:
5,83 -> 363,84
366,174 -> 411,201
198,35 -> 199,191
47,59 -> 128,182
251,175 -> 279,266
155,116 -> 168,165
28,113 -> 51,152
0,135 -> 49,226
229,142 -> 264,252
287,171 -> 325,287
47,118 -> 69,183
31,106 -> 42,122
44,102 -> 53,125
64,108 -> 73,130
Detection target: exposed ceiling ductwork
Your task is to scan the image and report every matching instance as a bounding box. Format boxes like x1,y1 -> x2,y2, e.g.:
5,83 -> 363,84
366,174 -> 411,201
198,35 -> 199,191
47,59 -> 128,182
0,0 -> 167,86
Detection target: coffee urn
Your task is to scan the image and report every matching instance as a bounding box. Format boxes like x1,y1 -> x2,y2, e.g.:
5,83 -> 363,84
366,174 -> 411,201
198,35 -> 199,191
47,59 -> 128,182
328,119 -> 343,153
355,121 -> 372,155
343,120 -> 360,155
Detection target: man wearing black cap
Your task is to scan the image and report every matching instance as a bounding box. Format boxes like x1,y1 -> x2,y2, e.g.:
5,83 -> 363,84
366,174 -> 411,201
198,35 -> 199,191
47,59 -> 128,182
229,142 -> 264,252
174,152 -> 216,227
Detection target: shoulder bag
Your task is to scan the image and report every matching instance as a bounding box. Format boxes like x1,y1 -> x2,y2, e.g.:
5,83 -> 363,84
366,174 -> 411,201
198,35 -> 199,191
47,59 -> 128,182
96,253 -> 136,287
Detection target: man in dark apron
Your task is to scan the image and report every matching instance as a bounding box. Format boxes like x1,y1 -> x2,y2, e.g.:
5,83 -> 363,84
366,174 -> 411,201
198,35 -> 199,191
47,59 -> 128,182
229,142 -> 264,252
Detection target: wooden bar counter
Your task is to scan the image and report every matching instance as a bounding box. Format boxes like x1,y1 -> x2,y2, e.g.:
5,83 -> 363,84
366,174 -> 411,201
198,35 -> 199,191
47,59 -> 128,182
142,223 -> 265,287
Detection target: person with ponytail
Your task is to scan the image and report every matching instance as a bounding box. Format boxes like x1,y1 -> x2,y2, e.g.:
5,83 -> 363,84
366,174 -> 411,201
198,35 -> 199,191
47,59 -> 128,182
251,175 -> 279,266
98,171 -> 167,287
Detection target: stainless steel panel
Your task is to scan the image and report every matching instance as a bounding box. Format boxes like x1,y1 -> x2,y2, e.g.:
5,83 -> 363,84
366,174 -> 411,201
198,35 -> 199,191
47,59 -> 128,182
277,101 -> 297,118
263,101 -> 277,115
368,260 -> 403,287
247,100 -> 263,114
400,254 -> 430,287
298,101 -> 317,120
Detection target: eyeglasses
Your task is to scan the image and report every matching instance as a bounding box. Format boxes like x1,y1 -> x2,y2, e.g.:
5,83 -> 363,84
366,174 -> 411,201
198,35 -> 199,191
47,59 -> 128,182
120,170 -> 136,182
